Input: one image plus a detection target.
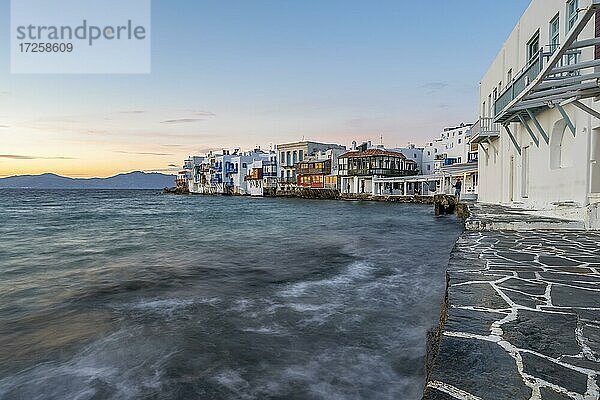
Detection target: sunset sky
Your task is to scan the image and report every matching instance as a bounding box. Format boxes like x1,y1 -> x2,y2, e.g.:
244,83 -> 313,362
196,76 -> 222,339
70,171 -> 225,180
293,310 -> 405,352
0,0 -> 530,178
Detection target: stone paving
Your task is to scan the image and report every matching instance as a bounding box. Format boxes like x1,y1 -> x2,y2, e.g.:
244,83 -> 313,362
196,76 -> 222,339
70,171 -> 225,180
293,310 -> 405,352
423,230 -> 600,400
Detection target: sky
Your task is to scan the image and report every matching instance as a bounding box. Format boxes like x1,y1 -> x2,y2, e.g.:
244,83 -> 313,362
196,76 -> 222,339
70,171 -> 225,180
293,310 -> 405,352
0,0 -> 531,178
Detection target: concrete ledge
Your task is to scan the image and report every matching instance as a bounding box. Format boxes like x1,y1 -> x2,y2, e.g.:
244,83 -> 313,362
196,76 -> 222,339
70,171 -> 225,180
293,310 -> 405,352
465,203 -> 585,231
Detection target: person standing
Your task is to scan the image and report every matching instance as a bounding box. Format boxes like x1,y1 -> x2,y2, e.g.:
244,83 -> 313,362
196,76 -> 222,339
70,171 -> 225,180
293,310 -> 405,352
454,178 -> 462,199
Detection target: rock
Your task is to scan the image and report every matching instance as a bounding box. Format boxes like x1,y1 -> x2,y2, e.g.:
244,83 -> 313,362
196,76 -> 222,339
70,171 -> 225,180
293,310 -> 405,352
539,387 -> 573,400
449,282 -> 510,310
521,352 -> 588,395
427,336 -> 532,400
444,308 -> 506,336
502,310 -> 580,358
551,285 -> 600,308
434,195 -> 458,216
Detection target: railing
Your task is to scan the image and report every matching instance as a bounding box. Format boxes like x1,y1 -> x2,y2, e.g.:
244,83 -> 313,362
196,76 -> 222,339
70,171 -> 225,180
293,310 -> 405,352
470,118 -> 501,142
347,168 -> 417,177
279,177 -> 297,184
297,167 -> 331,175
494,56 -> 542,117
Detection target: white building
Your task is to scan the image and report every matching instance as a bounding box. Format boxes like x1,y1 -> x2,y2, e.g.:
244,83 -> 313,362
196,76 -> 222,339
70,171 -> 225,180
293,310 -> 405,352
246,157 -> 279,196
422,123 -> 474,175
472,0 -> 600,228
276,141 -> 346,185
393,143 -> 424,174
338,142 -> 419,195
186,149 -> 274,195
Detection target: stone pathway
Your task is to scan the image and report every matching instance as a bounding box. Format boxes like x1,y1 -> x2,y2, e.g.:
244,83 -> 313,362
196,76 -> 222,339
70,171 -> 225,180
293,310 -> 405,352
423,230 -> 600,400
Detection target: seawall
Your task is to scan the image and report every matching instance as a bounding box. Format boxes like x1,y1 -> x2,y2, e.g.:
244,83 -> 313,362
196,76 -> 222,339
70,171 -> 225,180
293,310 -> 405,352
166,186 -> 444,205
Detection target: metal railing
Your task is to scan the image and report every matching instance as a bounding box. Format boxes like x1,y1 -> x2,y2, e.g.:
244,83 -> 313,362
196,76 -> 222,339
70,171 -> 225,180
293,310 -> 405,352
495,56 -> 542,117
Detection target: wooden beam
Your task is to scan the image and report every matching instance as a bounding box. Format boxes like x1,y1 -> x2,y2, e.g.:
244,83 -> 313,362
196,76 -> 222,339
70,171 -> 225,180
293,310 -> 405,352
551,59 -> 600,74
526,110 -> 550,144
556,104 -> 577,137
572,100 -> 600,120
569,37 -> 600,49
504,124 -> 522,155
518,114 -> 539,147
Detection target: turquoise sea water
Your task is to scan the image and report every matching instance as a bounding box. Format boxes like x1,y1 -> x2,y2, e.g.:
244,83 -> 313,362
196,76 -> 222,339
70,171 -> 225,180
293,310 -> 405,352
0,190 -> 463,399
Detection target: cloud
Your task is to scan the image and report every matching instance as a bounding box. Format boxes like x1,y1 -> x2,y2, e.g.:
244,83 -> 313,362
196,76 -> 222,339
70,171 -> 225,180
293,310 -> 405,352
0,125 -> 9,128
115,151 -> 174,156
195,147 -> 222,154
119,110 -> 145,114
190,110 -> 216,117
419,82 -> 449,94
160,118 -> 205,124
0,154 -> 76,160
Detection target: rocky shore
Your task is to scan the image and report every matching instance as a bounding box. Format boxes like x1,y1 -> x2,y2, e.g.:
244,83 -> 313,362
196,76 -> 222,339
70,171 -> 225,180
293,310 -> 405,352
423,204 -> 600,400
163,186 -> 452,205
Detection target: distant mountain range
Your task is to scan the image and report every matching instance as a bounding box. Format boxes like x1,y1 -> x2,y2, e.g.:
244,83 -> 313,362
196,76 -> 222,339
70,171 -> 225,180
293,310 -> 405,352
0,172 -> 176,189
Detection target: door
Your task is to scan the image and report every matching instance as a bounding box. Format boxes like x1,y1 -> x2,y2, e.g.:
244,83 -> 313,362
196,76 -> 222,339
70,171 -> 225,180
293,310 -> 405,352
592,128 -> 600,193
509,155 -> 515,202
521,146 -> 529,198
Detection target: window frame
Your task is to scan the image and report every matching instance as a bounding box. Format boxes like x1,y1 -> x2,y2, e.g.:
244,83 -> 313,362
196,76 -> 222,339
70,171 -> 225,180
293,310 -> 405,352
526,30 -> 540,64
567,0 -> 579,32
549,13 -> 560,52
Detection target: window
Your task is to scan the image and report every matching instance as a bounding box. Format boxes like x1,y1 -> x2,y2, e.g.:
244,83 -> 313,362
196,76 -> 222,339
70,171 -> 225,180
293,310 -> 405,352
458,139 -> 462,144
567,0 -> 579,31
507,69 -> 512,84
482,101 -> 486,117
527,31 -> 540,63
286,151 -> 291,166
242,163 -> 247,168
280,152 -> 285,164
549,14 -> 560,52
299,150 -> 304,161
292,151 -> 297,164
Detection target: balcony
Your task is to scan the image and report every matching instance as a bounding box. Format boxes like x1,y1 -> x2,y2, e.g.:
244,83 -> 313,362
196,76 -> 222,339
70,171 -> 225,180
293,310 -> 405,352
469,118 -> 500,144
346,168 -> 417,177
495,57 -> 542,117
492,2 -> 600,126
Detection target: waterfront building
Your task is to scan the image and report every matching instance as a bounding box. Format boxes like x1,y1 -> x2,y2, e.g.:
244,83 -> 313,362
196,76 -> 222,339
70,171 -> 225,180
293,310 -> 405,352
372,163 -> 479,199
338,144 -> 418,194
276,141 -> 347,186
296,148 -> 346,189
229,149 -> 275,195
422,123 -> 475,175
245,153 -> 278,197
393,143 -> 424,174
184,156 -> 204,193
471,0 -> 600,228
176,170 -> 188,191
187,149 -> 274,195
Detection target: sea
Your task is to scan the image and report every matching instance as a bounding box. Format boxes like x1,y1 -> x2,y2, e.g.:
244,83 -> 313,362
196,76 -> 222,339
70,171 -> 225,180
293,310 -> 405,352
0,190 -> 463,400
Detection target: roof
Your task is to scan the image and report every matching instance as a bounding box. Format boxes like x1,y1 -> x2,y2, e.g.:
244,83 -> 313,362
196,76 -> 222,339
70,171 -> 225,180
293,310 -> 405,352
339,149 -> 408,159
